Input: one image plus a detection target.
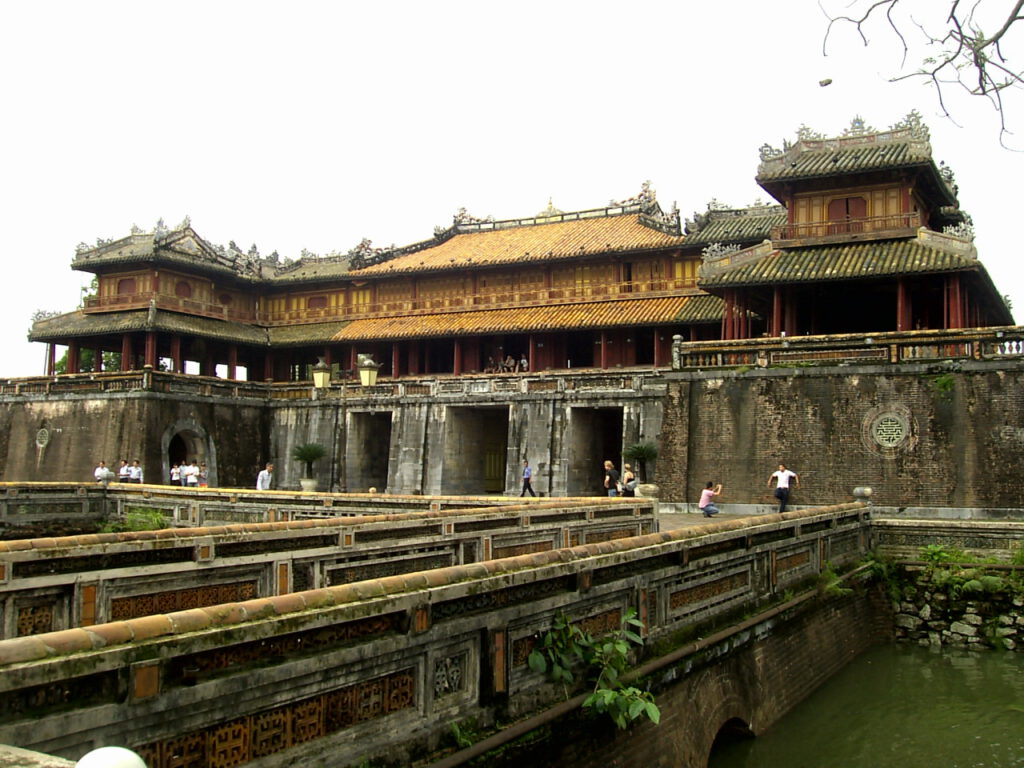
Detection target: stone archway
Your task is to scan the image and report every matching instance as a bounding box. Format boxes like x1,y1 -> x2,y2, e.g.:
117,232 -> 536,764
161,419 -> 218,487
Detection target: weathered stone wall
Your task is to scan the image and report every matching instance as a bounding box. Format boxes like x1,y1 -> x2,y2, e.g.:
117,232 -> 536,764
892,565 -> 1024,650
655,360 -> 1024,509
0,393 -> 267,489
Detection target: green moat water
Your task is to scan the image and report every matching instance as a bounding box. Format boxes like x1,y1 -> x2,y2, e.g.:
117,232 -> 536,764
709,644 -> 1024,768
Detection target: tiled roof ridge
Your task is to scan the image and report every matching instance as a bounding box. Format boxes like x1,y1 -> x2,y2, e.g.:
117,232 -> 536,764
758,111 -> 933,169
685,200 -> 787,236
0,502 -> 866,665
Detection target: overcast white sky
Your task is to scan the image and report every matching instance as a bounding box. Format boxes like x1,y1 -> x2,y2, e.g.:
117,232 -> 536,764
1,1 -> 1020,377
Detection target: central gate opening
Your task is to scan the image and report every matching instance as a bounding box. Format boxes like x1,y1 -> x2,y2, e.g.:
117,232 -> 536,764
443,406 -> 509,495
346,412 -> 393,492
566,407 -> 623,495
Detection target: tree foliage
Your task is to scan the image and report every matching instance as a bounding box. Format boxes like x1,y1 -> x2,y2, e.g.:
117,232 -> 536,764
822,0 -> 1024,146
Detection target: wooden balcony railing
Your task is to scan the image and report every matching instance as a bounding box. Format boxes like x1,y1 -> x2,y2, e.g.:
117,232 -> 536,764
771,212 -> 923,242
262,276 -> 700,325
83,293 -> 258,323
671,326 -> 1024,370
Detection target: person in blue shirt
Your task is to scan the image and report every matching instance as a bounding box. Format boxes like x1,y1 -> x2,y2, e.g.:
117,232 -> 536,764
520,460 -> 536,497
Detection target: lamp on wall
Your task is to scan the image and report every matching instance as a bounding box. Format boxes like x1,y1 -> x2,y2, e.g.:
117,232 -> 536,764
312,357 -> 331,389
357,353 -> 382,387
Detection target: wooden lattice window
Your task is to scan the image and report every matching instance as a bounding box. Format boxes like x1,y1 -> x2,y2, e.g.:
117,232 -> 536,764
175,280 -> 192,299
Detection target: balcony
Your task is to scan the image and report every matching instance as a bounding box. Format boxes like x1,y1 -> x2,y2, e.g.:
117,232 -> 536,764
262,276 -> 700,325
771,212 -> 923,246
83,293 -> 258,323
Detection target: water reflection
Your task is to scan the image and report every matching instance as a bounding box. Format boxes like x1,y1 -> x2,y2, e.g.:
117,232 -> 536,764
709,644 -> 1024,768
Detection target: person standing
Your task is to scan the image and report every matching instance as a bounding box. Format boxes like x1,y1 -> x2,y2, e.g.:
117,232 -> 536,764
699,481 -> 723,517
117,459 -> 130,483
621,464 -> 637,497
603,460 -> 620,497
94,461 -> 110,483
184,460 -> 199,488
256,462 -> 274,491
768,463 -> 800,513
520,460 -> 536,497
170,463 -> 180,486
129,459 -> 143,484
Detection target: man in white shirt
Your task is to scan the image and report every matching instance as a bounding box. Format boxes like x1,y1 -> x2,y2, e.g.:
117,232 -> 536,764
768,463 -> 800,514
256,462 -> 274,491
129,460 -> 143,484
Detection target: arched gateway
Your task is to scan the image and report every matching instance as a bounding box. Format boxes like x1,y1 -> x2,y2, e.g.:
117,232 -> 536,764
161,419 -> 217,486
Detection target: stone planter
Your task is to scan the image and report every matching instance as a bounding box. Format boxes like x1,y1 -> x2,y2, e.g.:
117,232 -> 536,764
299,478 -> 318,492
636,483 -> 659,498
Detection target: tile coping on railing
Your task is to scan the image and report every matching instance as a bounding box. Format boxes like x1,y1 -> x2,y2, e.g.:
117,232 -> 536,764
0,502 -> 866,666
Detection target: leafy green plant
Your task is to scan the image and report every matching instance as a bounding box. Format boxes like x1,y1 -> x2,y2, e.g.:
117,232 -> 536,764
622,441 -> 659,482
449,719 -> 478,749
528,608 -> 660,729
920,543 -> 966,566
819,561 -> 853,597
928,372 -> 956,398
101,507 -> 167,532
291,443 -> 326,479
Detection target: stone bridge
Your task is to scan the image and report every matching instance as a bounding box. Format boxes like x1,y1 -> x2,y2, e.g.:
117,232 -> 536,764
0,501 -> 872,768
0,487 -> 654,640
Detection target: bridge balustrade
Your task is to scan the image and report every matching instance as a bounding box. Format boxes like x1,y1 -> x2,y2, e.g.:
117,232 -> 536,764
672,325 -> 1024,370
0,487 -> 653,639
0,501 -> 869,768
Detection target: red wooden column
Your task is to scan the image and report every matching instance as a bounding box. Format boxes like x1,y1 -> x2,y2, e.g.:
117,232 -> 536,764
144,332 -> 157,369
652,329 -> 660,368
349,346 -> 358,374
772,287 -> 783,336
528,334 -> 536,371
896,278 -> 912,331
67,341 -> 81,374
46,344 -> 56,375
227,344 -> 238,380
120,334 -> 133,371
453,338 -> 463,375
391,343 -> 400,379
263,352 -> 274,381
170,335 -> 182,373
93,346 -> 103,372
946,274 -> 964,329
599,330 -> 608,369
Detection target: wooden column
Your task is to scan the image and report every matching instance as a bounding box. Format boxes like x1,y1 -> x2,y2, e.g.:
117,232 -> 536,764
120,334 -> 133,371
392,343 -> 400,379
528,334 -> 536,371
349,346 -> 358,374
652,329 -> 660,368
46,344 -> 56,375
144,332 -> 157,369
227,344 -> 238,380
263,352 -> 274,381
453,338 -> 463,375
67,340 -> 81,374
599,330 -> 608,369
94,346 -> 103,372
170,335 -> 182,374
946,274 -> 964,329
896,278 -> 912,332
772,287 -> 783,336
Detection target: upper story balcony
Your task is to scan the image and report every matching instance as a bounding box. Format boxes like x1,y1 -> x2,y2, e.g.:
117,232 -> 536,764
83,292 -> 258,323
771,212 -> 923,246
262,275 -> 700,326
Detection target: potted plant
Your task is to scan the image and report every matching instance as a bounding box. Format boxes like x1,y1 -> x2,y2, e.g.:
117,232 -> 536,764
622,441 -> 659,497
291,443 -> 327,492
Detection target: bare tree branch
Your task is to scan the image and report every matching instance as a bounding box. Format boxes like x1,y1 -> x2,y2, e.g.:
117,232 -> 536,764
822,0 -> 1024,148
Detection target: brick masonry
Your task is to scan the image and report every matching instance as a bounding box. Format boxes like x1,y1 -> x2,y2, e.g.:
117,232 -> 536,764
655,360 -> 1024,509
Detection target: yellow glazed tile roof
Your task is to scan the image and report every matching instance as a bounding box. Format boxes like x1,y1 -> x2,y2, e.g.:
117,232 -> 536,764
351,215 -> 684,277
332,295 -> 715,341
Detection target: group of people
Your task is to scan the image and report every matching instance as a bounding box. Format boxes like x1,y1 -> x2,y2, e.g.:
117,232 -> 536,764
601,460 -> 639,497
170,460 -> 208,488
696,463 -> 801,517
484,354 -> 529,374
93,459 -> 144,483
596,459 -> 801,516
